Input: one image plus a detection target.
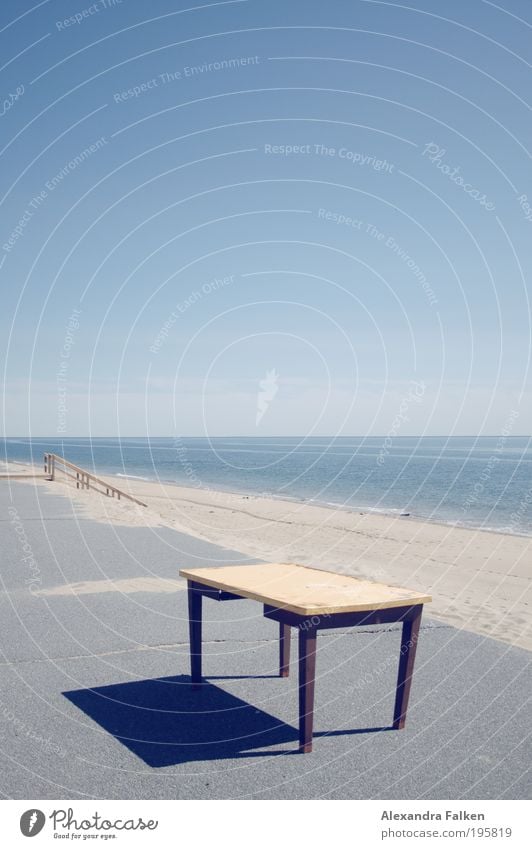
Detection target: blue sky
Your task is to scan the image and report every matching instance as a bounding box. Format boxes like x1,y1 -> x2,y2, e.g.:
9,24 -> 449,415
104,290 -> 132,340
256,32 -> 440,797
1,0 -> 531,436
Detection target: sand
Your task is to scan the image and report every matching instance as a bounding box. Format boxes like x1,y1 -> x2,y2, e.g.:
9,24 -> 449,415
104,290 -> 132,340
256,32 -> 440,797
12,464 -> 532,652
0,459 -> 46,477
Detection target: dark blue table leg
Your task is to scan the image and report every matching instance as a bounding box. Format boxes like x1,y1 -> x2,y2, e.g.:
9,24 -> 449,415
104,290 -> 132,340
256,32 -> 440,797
298,626 -> 317,752
187,581 -> 202,688
393,605 -> 423,729
279,622 -> 291,677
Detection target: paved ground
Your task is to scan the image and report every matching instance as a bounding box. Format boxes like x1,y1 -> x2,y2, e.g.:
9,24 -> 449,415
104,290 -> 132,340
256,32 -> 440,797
0,481 -> 530,799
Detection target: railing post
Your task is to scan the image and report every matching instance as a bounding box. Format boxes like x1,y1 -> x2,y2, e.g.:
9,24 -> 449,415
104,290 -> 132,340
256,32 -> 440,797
44,453 -> 55,481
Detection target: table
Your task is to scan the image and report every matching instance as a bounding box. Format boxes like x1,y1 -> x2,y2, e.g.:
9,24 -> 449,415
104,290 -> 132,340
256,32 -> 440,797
179,563 -> 431,753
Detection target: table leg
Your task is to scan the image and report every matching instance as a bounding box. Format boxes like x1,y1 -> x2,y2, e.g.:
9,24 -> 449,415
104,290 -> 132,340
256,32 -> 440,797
298,627 -> 317,752
279,622 -> 291,677
393,605 -> 423,729
187,581 -> 202,688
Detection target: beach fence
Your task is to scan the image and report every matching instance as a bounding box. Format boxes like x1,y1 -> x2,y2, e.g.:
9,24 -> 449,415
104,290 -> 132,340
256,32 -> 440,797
43,453 -> 147,507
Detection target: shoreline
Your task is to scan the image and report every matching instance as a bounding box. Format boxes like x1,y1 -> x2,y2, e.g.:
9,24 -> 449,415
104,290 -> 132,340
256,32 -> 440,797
13,463 -> 531,652
5,455 -> 532,538
90,468 -> 532,540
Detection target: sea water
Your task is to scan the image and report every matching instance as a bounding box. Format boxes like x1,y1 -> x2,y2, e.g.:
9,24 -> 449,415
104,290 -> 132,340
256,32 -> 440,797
3,436 -> 532,536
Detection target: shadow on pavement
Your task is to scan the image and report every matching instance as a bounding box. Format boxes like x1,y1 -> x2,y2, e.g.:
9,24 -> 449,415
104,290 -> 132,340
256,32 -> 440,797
64,674 -> 299,766
64,674 -> 394,766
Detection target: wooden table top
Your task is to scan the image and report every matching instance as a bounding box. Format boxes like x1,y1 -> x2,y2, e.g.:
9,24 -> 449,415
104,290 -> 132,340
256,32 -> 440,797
180,563 -> 431,616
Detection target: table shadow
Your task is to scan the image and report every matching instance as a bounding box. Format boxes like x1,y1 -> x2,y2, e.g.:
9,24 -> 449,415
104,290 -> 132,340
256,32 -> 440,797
64,674 -> 299,766
64,675 -> 394,766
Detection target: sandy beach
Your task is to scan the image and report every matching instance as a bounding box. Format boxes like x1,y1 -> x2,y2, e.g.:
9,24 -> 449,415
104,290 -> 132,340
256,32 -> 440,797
14,462 -> 530,653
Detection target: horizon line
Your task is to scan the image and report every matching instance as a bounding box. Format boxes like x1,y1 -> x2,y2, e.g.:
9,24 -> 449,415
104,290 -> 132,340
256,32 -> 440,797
2,434 -> 531,440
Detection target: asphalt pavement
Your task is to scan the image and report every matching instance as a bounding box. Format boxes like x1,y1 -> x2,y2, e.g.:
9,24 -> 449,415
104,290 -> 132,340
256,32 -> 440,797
0,481 -> 530,799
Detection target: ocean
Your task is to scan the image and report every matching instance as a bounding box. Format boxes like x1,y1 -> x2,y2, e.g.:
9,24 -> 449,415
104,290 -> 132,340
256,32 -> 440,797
3,436 -> 532,536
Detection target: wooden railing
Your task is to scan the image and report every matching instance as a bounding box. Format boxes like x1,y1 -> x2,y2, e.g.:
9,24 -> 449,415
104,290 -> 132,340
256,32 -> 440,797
44,453 -> 147,507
